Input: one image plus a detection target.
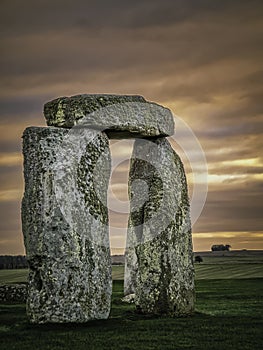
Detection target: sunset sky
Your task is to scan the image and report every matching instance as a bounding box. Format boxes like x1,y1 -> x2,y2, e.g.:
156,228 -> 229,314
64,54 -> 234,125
0,0 -> 262,254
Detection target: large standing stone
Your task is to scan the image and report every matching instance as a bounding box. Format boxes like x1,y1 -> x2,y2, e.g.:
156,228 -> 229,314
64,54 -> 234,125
43,94 -> 174,138
21,126 -> 112,323
125,138 -> 194,316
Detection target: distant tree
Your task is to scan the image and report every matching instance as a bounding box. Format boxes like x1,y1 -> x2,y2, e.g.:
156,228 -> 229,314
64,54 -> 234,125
195,255 -> 203,263
211,244 -> 231,252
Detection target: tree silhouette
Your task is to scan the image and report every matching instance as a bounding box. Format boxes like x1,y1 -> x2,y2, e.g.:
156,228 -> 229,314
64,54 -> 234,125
195,255 -> 203,263
211,244 -> 231,251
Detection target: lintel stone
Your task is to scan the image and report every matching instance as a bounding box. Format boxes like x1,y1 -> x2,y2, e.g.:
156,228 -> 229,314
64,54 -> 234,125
44,94 -> 174,138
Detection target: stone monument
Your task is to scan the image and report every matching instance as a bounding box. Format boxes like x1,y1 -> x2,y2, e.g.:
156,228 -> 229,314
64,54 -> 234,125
21,94 -> 194,323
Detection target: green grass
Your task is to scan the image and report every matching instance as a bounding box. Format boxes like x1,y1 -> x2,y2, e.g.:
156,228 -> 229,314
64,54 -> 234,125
195,263 -> 263,279
0,269 -> 29,284
111,265 -> 125,280
1,260 -> 262,284
0,279 -> 262,350
0,266 -> 125,284
0,254 -> 262,349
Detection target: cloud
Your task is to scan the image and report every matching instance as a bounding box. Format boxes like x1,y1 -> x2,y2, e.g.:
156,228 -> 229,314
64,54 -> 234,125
193,181 -> 263,234
0,153 -> 22,167
1,0 -> 262,98
0,189 -> 23,202
0,165 -> 23,191
1,0 -> 262,35
0,201 -> 21,233
0,95 -> 46,117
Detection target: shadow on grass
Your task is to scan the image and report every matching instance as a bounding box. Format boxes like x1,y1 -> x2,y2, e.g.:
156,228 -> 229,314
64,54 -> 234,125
0,279 -> 263,350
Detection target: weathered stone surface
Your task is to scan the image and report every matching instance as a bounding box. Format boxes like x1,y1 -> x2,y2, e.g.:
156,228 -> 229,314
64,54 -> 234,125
124,138 -> 194,316
0,284 -> 27,303
121,293 -> 135,304
21,126 -> 112,323
43,94 -> 174,138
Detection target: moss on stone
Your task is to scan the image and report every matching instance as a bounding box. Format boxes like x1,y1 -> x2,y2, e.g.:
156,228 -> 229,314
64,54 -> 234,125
43,94 -> 174,138
125,137 -> 194,316
22,127 -> 112,323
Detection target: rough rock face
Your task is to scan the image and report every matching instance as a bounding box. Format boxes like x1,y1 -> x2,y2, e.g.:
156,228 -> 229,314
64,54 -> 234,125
43,94 -> 174,138
21,126 -> 112,323
124,138 -> 194,316
0,284 -> 27,303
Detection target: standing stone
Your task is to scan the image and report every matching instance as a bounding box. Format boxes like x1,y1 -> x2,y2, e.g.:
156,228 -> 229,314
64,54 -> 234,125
125,138 -> 194,316
43,94 -> 174,138
21,126 -> 112,323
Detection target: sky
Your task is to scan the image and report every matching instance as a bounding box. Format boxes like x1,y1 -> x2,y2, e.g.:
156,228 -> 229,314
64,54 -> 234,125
0,0 -> 262,254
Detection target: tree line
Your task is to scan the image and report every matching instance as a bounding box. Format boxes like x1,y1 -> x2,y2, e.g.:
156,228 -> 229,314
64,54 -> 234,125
0,256 -> 28,269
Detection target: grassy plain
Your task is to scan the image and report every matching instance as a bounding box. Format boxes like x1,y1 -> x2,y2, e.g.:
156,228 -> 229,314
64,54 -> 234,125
1,250 -> 262,283
0,251 -> 262,350
194,251 -> 263,279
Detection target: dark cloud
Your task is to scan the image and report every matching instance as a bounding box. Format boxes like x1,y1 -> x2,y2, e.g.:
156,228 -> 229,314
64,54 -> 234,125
1,0 -> 262,83
0,165 -> 23,190
0,96 -> 45,116
1,0 -> 262,36
194,180 -> 263,233
198,122 -> 263,139
0,141 -> 22,153
0,201 -> 21,232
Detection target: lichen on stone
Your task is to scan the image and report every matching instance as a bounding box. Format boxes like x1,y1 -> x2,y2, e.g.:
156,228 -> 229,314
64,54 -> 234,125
43,94 -> 174,138
22,126 -> 112,323
22,94 -> 194,322
124,137 -> 194,316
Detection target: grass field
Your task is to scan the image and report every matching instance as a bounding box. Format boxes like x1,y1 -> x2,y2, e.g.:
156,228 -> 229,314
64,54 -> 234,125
1,254 -> 262,283
0,263 -> 263,283
0,252 -> 262,350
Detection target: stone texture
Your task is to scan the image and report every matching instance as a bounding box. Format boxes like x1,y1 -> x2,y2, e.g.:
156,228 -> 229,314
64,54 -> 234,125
21,126 -> 112,323
121,293 -> 135,304
124,138 -> 194,316
43,94 -> 174,138
0,284 -> 27,303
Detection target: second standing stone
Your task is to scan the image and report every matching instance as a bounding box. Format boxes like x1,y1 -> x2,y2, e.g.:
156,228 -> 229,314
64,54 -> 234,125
125,138 -> 195,316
